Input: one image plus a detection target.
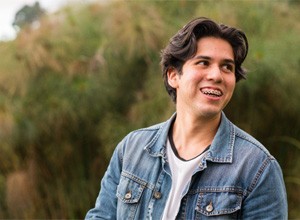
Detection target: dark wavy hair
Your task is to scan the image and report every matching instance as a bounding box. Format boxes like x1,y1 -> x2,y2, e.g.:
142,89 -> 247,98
160,17 -> 249,102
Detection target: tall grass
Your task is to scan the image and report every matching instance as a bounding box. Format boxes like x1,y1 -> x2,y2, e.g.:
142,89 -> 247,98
0,0 -> 299,218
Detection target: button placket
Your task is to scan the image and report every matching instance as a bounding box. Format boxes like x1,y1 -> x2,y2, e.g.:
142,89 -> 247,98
153,191 -> 162,199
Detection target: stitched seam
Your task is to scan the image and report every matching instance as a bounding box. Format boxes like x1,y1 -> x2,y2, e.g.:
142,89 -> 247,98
248,157 -> 273,193
121,170 -> 155,190
188,186 -> 244,195
235,132 -> 272,158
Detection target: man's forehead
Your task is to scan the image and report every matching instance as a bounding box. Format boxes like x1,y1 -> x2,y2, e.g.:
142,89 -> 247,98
194,37 -> 235,60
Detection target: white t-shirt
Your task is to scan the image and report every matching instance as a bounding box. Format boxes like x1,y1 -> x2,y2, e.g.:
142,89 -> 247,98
162,138 -> 208,220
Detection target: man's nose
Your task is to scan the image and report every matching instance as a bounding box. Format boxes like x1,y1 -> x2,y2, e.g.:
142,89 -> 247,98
206,65 -> 223,82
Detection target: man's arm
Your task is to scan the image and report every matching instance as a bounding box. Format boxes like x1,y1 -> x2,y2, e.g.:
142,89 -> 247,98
241,158 -> 288,219
85,143 -> 123,219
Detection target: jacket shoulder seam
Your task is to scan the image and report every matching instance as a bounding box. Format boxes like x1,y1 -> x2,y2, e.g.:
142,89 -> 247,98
235,130 -> 272,157
131,122 -> 164,133
247,156 -> 275,193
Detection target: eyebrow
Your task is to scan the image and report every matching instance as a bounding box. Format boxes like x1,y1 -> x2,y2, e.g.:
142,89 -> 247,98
193,55 -> 235,65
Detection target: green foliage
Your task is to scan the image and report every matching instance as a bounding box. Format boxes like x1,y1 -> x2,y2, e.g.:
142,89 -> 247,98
0,0 -> 299,218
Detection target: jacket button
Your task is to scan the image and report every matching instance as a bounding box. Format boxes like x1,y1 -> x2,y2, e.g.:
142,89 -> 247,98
153,191 -> 162,199
206,201 -> 214,212
124,191 -> 132,199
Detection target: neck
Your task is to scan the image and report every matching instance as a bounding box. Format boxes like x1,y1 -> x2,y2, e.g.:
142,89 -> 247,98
171,111 -> 221,160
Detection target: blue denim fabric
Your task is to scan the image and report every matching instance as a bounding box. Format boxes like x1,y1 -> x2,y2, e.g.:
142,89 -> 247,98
85,112 -> 288,219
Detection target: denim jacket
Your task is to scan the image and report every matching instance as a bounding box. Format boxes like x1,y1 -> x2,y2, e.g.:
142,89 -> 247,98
86,112 -> 288,219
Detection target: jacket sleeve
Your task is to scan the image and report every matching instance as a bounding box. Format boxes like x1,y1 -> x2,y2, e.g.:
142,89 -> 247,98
241,157 -> 288,219
85,141 -> 124,219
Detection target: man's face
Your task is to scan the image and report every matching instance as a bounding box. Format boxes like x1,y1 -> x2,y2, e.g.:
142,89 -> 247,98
168,37 -> 236,119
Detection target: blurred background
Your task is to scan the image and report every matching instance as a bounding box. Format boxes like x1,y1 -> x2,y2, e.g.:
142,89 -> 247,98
0,0 -> 299,218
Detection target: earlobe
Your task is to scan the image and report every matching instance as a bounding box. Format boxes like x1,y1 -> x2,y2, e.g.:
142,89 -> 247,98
167,67 -> 179,88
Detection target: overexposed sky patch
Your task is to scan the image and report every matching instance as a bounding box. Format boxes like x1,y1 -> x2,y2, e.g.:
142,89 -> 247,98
0,0 -> 94,41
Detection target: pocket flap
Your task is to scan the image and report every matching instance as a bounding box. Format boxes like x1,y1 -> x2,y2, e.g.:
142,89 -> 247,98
117,174 -> 146,204
195,189 -> 243,216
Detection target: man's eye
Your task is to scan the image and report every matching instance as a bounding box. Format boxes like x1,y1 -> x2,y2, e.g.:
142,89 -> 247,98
197,61 -> 209,66
222,64 -> 234,72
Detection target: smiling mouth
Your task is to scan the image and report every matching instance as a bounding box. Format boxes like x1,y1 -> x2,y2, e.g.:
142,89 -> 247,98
200,88 -> 223,97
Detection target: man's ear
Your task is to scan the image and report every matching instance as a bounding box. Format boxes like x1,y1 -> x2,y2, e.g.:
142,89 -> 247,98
167,67 -> 179,88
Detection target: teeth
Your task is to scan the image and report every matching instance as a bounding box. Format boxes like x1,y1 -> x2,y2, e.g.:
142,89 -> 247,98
201,88 -> 222,96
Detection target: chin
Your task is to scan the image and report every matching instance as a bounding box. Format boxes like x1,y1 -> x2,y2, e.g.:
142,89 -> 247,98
197,107 -> 222,119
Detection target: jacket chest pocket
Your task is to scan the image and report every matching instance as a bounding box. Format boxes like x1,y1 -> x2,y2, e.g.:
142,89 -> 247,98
194,189 -> 243,219
116,174 -> 146,219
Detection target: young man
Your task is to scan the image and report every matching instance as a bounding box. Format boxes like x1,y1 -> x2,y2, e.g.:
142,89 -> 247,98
86,17 -> 288,219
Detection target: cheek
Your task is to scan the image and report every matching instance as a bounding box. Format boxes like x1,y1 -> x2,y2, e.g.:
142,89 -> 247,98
186,70 -> 205,82
224,78 -> 236,96
229,81 -> 236,94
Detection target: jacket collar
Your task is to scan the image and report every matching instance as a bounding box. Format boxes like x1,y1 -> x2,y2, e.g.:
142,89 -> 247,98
206,112 -> 235,163
145,112 -> 235,163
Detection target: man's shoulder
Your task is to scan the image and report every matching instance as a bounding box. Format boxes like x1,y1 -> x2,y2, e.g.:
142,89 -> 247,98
233,124 -> 273,158
136,121 -> 166,132
120,119 -> 170,149
116,118 -> 172,160
127,121 -> 166,139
